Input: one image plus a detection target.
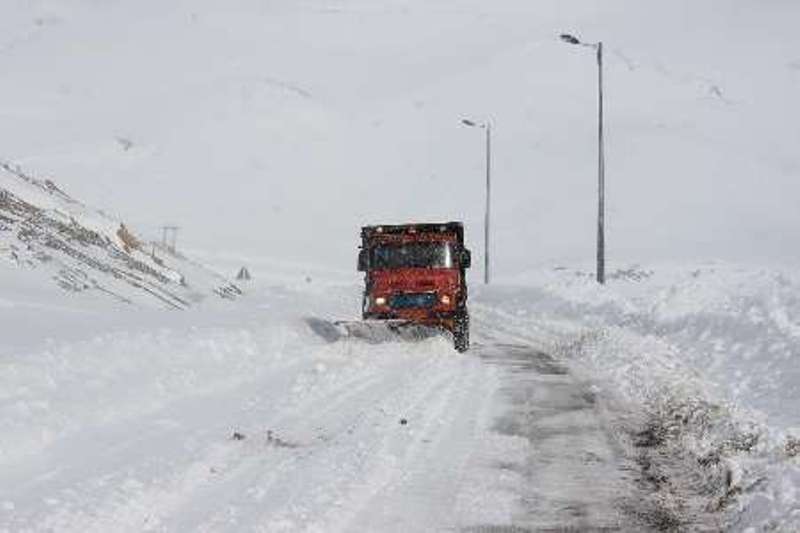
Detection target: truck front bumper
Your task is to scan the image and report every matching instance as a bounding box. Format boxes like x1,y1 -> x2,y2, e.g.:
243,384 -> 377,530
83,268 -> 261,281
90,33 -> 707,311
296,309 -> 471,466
363,310 -> 461,332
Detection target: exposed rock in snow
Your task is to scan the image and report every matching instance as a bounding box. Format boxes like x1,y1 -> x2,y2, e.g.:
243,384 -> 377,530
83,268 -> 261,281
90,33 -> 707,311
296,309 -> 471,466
0,162 -> 240,308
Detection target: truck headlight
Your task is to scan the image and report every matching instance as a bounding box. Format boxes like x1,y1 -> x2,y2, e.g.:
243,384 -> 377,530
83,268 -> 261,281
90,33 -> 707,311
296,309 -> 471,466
375,296 -> 387,306
440,295 -> 451,305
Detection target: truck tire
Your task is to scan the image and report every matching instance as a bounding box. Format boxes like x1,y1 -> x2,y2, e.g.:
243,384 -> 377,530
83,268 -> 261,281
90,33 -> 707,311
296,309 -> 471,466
453,311 -> 469,353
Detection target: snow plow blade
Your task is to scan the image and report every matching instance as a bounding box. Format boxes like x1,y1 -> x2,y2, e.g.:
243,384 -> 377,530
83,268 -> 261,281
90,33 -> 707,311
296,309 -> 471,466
305,318 -> 446,344
336,320 -> 445,343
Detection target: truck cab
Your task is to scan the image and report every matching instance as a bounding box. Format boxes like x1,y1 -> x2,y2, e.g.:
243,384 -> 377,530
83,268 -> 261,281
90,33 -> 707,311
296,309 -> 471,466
357,222 -> 471,352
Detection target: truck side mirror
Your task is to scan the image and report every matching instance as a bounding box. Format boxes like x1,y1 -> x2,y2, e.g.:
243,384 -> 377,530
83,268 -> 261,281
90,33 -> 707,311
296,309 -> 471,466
357,249 -> 369,272
461,249 -> 471,269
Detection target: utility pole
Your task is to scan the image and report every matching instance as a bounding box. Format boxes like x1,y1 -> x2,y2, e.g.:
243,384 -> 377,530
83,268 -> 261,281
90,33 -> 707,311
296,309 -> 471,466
462,118 -> 492,284
560,33 -> 606,284
160,225 -> 180,253
596,41 -> 605,285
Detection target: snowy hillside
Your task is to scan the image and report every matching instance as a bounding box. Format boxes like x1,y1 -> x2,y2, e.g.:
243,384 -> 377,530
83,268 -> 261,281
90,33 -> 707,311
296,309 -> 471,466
1,0 -> 798,271
0,162 -> 239,308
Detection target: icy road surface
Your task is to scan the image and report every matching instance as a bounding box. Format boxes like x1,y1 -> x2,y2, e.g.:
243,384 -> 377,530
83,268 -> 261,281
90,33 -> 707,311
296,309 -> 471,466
0,284 -> 684,531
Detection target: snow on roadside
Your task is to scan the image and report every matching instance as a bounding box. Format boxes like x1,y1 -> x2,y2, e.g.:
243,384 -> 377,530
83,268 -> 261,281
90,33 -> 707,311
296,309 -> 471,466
0,281 -> 347,471
481,263 -> 800,530
0,318 -> 299,469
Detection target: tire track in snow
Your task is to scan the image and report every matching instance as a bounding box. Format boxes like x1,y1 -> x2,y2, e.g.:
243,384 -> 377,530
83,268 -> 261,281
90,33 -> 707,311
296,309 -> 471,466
200,341 -> 467,532
338,348 -> 497,532
21,339 -> 457,532
166,347 -> 452,531
13,340 -> 436,531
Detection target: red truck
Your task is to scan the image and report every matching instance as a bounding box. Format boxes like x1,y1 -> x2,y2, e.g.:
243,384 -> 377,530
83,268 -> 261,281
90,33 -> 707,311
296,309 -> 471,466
357,222 -> 472,352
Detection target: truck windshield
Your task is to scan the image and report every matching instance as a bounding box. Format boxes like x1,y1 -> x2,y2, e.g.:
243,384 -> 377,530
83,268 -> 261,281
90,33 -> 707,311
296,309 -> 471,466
371,242 -> 454,269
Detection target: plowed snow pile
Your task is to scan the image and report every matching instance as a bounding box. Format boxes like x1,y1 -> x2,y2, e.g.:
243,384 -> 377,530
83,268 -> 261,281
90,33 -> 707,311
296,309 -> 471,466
475,264 -> 800,530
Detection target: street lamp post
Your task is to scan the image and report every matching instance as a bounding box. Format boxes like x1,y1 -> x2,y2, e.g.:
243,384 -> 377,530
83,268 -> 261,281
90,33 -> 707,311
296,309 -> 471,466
461,118 -> 491,285
560,33 -> 606,284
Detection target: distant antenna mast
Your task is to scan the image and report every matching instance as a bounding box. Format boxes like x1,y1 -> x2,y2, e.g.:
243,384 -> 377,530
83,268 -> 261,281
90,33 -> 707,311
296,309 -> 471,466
160,225 -> 180,253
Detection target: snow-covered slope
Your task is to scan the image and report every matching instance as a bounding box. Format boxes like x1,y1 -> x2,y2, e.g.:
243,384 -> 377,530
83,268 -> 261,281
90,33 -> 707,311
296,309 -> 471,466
0,162 -> 239,308
1,0 -> 798,271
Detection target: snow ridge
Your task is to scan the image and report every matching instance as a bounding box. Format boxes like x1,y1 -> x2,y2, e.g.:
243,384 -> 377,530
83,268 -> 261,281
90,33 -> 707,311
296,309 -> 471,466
483,266 -> 800,530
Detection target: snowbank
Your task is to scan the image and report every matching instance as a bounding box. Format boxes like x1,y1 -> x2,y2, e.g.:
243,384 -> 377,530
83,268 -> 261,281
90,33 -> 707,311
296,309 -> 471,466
482,263 -> 800,529
0,316 -> 293,469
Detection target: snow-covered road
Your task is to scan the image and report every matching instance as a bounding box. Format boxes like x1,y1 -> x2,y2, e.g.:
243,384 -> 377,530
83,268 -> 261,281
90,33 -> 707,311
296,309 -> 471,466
11,345 -> 489,532
0,286 -> 653,531
3,270 -> 799,531
0,337 -> 630,530
474,343 -> 635,530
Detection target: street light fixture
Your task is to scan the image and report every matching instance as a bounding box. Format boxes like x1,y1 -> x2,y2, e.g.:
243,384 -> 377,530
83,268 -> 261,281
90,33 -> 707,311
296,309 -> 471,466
560,32 -> 606,284
461,118 -> 492,285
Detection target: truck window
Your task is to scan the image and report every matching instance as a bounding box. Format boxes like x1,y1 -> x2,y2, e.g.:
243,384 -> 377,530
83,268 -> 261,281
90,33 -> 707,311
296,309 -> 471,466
371,242 -> 455,269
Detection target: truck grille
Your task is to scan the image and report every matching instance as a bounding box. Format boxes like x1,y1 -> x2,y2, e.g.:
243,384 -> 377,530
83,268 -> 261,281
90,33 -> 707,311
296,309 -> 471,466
390,292 -> 437,309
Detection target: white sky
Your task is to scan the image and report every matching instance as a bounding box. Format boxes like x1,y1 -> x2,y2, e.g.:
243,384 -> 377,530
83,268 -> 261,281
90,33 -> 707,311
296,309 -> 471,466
1,0 -> 798,276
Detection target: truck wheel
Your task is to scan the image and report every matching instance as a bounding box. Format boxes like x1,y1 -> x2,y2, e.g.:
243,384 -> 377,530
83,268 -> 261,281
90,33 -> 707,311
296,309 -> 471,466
453,312 -> 469,353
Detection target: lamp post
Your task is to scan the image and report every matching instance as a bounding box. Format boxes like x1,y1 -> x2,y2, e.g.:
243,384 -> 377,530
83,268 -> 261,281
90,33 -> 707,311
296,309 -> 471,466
461,118 -> 491,285
560,33 -> 605,284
